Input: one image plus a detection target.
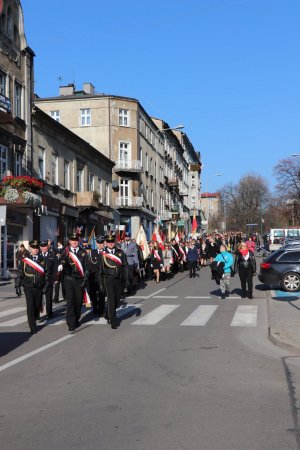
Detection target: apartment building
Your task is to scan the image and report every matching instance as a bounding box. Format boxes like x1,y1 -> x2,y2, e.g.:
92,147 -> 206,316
36,83 -> 166,239
0,0 -> 35,247
31,107 -> 114,242
201,192 -> 221,231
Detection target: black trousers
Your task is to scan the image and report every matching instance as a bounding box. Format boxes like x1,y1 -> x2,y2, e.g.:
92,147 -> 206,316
64,277 -> 83,330
127,265 -> 137,292
53,279 -> 66,302
89,275 -> 105,317
238,267 -> 253,295
104,277 -> 123,323
24,287 -> 43,333
189,261 -> 197,277
45,285 -> 53,317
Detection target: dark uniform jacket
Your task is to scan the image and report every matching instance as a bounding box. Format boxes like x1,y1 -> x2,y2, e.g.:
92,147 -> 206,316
89,248 -> 103,275
40,251 -> 56,283
60,247 -> 89,281
100,247 -> 127,280
15,254 -> 49,289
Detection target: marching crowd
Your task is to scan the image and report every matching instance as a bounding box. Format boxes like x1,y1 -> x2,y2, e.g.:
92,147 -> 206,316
14,230 -> 258,334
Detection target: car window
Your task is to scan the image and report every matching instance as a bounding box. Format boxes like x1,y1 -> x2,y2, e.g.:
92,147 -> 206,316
265,250 -> 284,261
277,252 -> 300,262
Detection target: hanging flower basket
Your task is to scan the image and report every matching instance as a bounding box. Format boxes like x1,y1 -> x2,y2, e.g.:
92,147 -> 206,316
0,186 -> 42,208
1,176 -> 44,192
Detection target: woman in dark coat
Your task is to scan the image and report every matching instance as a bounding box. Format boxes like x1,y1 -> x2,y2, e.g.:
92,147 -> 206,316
150,242 -> 164,283
206,238 -> 219,263
234,242 -> 257,299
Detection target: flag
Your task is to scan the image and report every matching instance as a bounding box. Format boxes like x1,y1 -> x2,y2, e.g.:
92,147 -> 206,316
121,228 -> 126,241
192,210 -> 197,234
175,232 -> 180,243
151,225 -> 164,250
0,1 -> 3,15
135,225 -> 150,260
88,226 -> 97,250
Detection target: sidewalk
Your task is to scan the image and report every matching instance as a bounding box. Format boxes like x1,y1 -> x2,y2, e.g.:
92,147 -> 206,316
267,289 -> 300,353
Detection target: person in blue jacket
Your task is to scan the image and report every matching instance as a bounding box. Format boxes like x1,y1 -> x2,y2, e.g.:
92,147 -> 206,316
186,240 -> 200,278
214,244 -> 234,299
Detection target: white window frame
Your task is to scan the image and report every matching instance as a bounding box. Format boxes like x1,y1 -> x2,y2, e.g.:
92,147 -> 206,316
151,190 -> 154,207
76,165 -> 84,192
88,172 -> 94,191
0,144 -> 8,180
119,141 -> 131,161
119,108 -> 130,127
105,182 -> 110,206
80,108 -> 91,127
15,151 -> 22,176
38,147 -> 45,180
63,160 -> 70,190
51,153 -> 58,185
50,110 -> 60,123
14,82 -> 22,118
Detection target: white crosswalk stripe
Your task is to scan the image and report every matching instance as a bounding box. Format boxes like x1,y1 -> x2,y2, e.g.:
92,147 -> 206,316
132,304 -> 180,325
0,303 -> 259,328
230,305 -> 258,327
180,305 -> 219,326
0,307 -> 26,318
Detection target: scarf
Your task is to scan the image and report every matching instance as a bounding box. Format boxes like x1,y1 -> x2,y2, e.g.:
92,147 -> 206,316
239,248 -> 249,257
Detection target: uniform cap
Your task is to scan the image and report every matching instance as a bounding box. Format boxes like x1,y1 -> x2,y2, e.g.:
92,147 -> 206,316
96,236 -> 105,243
105,234 -> 116,243
40,240 -> 48,247
69,234 -> 79,241
29,240 -> 40,248
82,237 -> 89,243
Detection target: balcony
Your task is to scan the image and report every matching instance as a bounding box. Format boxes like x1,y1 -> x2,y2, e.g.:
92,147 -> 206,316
76,191 -> 101,208
114,160 -> 142,174
115,196 -> 143,208
160,211 -> 172,221
168,177 -> 179,187
179,189 -> 189,196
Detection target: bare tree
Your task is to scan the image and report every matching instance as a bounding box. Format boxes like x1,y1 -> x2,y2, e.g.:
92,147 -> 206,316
274,158 -> 300,200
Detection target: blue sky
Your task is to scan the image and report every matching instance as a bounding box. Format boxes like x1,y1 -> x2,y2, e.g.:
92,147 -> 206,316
22,0 -> 300,193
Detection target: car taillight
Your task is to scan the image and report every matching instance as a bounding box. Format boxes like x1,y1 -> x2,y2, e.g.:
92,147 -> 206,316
261,262 -> 271,269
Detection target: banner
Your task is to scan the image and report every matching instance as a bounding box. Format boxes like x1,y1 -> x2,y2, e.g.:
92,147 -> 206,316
135,225 -> 150,260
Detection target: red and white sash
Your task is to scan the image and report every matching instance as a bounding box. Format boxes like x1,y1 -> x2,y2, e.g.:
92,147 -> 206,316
23,257 -> 45,275
68,250 -> 91,308
179,247 -> 186,262
102,252 -> 122,266
153,250 -> 162,262
171,246 -> 179,259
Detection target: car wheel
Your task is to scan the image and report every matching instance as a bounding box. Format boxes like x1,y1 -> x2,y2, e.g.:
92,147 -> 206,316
281,272 -> 300,292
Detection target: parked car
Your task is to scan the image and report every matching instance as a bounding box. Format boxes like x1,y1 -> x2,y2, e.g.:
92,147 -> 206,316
258,248 -> 300,292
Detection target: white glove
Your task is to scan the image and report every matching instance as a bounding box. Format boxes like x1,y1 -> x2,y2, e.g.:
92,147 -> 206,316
57,264 -> 63,272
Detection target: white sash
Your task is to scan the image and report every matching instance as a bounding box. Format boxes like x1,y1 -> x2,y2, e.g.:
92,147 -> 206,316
23,257 -> 45,275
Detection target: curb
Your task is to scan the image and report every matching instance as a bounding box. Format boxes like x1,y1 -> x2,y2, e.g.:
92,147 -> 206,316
267,290 -> 300,354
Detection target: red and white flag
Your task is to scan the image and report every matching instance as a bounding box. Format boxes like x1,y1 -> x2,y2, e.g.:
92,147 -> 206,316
135,225 -> 150,260
151,225 -> 164,250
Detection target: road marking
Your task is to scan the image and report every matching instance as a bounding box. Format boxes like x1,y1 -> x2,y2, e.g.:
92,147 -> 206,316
180,305 -> 219,326
230,305 -> 258,327
144,288 -> 166,299
132,304 -> 179,325
0,315 -> 27,327
0,307 -> 26,318
126,296 -> 145,299
153,296 -> 178,299
185,296 -> 211,299
0,335 -> 73,373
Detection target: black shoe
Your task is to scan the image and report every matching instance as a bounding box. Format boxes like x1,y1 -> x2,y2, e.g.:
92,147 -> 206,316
248,294 -> 253,299
30,329 -> 37,335
241,295 -> 247,299
69,328 -> 75,333
219,294 -> 226,299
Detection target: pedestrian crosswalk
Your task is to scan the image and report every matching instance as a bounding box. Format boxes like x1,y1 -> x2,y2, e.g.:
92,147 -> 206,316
0,302 -> 260,329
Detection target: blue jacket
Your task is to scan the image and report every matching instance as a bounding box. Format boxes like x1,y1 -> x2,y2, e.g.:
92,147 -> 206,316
186,246 -> 199,262
214,251 -> 234,274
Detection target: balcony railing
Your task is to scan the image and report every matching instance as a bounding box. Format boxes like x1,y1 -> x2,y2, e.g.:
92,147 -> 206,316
114,160 -> 142,173
115,196 -> 143,208
0,94 -> 12,115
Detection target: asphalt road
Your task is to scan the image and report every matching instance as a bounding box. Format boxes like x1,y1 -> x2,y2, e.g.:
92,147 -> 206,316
0,267 -> 300,450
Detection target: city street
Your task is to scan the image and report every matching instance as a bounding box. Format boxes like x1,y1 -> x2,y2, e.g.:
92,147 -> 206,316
1,266 -> 300,450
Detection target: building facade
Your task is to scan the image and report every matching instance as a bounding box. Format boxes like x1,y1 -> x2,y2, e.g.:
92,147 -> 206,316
36,83 -> 167,239
32,107 -> 114,242
201,192 -> 221,232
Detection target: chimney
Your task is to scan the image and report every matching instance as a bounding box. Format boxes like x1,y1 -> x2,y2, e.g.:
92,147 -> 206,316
59,83 -> 75,96
83,83 -> 95,95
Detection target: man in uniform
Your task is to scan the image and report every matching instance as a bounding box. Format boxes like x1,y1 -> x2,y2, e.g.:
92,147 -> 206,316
170,238 -> 180,273
40,240 -> 55,318
88,236 -> 106,317
59,234 -> 89,333
15,240 -> 49,334
101,234 -> 127,329
121,232 -> 139,295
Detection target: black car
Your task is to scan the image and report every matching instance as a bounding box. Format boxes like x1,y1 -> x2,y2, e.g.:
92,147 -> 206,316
258,248 -> 300,292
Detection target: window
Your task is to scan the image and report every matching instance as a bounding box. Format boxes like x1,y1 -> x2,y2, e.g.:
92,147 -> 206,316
98,178 -> 102,199
14,82 -> 22,118
51,153 -> 58,185
140,148 -> 143,166
146,186 -> 149,203
88,173 -> 94,191
15,152 -> 22,176
120,179 -> 129,204
146,153 -> 149,172
50,111 -> 60,123
278,252 -> 300,263
0,145 -> 7,179
0,71 -> 6,95
38,147 -> 45,179
105,182 -> 110,205
150,157 -> 153,175
119,109 -> 129,127
63,160 -> 70,190
160,196 -> 164,212
80,108 -> 91,127
76,165 -> 84,192
119,142 -> 130,161
151,190 -> 154,207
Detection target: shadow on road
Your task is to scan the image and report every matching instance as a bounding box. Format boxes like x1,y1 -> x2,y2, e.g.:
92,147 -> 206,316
0,331 -> 31,357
